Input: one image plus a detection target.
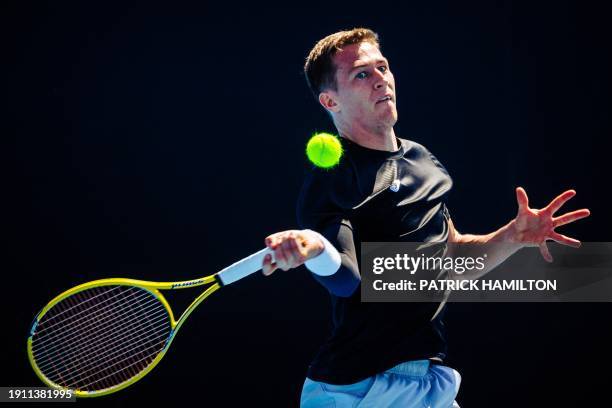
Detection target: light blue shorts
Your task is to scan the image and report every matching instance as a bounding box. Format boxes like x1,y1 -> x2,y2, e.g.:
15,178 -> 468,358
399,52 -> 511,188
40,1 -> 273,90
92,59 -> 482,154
300,360 -> 461,408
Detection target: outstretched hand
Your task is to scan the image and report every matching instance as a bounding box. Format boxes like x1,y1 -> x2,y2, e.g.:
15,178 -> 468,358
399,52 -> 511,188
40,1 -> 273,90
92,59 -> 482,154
511,187 -> 590,262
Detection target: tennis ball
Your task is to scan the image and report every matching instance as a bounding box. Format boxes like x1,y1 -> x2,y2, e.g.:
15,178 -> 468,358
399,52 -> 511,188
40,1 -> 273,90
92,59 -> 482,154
306,132 -> 343,169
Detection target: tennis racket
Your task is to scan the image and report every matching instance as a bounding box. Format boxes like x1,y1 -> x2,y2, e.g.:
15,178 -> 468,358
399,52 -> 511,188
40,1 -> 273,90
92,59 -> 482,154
27,247 -> 275,397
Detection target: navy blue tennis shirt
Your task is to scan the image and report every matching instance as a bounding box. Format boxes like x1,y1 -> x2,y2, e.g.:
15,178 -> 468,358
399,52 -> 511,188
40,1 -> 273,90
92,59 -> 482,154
297,136 -> 454,384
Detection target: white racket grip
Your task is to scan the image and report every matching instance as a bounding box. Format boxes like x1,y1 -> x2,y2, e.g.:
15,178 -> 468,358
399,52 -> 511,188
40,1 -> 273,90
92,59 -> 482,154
216,247 -> 275,286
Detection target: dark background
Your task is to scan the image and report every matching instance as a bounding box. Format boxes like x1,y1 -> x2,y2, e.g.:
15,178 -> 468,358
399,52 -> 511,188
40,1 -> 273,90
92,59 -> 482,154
3,1 -> 611,406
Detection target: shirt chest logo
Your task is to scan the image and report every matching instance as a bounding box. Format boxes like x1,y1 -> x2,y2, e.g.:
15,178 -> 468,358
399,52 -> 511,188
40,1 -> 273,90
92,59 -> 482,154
389,179 -> 401,192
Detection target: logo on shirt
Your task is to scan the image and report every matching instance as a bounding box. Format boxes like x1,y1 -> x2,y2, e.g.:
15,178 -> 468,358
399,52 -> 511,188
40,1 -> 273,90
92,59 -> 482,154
389,179 -> 401,192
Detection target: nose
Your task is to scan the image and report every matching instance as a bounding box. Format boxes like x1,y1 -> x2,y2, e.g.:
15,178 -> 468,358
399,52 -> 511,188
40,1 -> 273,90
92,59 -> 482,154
373,70 -> 388,90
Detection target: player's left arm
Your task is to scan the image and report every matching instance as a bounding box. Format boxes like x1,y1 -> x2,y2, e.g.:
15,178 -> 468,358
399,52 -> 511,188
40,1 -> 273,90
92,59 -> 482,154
446,187 -> 590,277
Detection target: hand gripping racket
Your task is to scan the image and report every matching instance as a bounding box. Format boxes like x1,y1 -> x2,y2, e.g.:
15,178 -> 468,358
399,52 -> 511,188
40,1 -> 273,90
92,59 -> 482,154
27,247 -> 274,397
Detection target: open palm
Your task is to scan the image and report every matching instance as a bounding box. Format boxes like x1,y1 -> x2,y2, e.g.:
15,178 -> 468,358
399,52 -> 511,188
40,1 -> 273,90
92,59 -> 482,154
513,187 -> 590,262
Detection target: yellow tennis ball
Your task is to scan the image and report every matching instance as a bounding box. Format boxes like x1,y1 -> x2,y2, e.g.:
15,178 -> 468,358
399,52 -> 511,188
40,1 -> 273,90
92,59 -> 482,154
306,132 -> 343,169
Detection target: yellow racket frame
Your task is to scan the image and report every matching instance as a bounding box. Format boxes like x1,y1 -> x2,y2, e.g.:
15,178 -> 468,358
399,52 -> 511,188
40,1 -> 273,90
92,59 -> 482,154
27,275 -> 221,397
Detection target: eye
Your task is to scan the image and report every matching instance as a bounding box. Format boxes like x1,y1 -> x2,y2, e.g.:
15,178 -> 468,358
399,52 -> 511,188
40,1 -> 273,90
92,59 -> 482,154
355,71 -> 369,80
378,65 -> 388,73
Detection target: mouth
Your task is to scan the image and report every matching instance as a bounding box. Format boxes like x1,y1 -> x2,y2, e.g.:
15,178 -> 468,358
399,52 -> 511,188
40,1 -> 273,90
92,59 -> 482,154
375,95 -> 393,104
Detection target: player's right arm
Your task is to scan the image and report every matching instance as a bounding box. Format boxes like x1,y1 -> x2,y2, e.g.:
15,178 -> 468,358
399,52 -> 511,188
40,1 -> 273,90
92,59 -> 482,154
266,157 -> 362,297
262,222 -> 361,297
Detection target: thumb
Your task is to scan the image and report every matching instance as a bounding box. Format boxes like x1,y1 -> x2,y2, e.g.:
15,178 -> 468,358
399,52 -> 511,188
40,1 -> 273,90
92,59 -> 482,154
516,186 -> 529,212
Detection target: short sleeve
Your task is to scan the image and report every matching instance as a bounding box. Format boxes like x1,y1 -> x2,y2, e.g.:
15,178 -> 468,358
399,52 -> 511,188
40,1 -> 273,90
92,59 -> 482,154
297,170 -> 361,297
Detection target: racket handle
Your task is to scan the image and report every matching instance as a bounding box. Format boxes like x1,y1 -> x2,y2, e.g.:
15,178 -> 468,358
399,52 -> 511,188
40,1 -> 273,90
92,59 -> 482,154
216,248 -> 275,286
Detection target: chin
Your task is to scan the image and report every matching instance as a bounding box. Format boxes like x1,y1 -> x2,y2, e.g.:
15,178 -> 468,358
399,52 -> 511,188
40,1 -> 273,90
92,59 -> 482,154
389,110 -> 398,124
379,111 -> 398,126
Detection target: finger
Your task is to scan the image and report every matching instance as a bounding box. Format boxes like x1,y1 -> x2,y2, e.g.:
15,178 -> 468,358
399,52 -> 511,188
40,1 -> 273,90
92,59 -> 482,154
265,234 -> 279,249
516,187 -> 529,212
276,238 -> 292,271
262,254 -> 278,276
293,233 -> 308,254
289,237 -> 306,265
552,209 -> 591,228
539,242 -> 553,263
276,236 -> 292,271
281,237 -> 296,269
543,189 -> 576,215
549,232 -> 581,248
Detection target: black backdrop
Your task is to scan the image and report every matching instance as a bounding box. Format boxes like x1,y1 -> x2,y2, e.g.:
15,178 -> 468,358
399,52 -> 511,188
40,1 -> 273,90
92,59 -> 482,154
3,1 -> 611,406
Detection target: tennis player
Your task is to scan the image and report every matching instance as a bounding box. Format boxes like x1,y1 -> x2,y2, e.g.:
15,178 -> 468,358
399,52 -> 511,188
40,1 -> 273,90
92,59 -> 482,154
262,28 -> 590,407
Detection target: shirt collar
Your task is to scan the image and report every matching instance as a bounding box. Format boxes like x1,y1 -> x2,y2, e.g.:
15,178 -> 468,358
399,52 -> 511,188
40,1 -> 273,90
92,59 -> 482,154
341,136 -> 406,159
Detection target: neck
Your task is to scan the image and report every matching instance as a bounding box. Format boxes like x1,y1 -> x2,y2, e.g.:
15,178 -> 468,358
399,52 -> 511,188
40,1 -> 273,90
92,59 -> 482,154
336,122 -> 398,152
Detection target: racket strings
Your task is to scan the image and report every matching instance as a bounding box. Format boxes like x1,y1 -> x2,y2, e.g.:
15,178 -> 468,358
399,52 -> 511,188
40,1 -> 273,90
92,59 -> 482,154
34,287 -> 143,371
34,290 -> 155,360
37,300 -> 165,368
65,335 -> 169,390
31,286 -> 171,392
34,286 -> 164,361
34,297 -> 167,373
34,287 -> 169,390
33,289 -> 158,359
34,286 -> 124,335
34,286 -> 155,342
36,305 -> 168,376
54,326 -> 170,389
79,349 -> 168,391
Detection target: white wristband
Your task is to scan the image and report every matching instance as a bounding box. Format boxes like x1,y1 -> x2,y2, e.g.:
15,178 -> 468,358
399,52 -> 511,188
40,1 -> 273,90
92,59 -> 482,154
304,230 -> 342,276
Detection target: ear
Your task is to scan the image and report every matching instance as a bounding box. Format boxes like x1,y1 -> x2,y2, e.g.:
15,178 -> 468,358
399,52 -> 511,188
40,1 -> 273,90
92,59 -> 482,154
318,91 -> 340,114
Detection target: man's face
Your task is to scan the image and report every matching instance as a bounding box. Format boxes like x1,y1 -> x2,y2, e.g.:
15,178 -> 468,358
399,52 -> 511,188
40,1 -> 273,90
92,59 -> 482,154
321,41 -> 397,130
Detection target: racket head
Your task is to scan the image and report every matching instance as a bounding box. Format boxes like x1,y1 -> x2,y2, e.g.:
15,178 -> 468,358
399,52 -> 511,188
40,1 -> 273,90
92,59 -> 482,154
27,279 -> 176,397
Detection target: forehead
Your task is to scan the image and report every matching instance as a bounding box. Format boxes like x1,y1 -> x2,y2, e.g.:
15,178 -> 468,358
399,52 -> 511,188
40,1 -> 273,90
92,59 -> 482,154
333,42 -> 386,73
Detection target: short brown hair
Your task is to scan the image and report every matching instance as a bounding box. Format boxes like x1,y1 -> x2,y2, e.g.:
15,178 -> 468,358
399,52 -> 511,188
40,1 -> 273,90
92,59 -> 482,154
304,28 -> 380,97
